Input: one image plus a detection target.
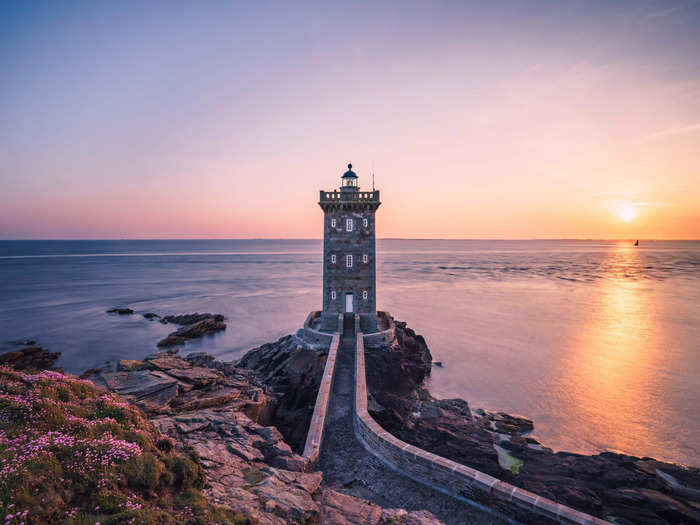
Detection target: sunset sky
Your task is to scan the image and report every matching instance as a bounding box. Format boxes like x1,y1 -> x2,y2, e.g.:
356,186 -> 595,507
1,1 -> 699,239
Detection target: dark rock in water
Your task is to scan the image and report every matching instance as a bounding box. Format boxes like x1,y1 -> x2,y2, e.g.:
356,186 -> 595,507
0,346 -> 60,371
11,339 -> 37,346
106,307 -> 134,315
162,313 -> 224,325
432,361 -> 443,367
474,409 -> 534,435
237,335 -> 327,452
79,367 -> 104,379
157,314 -> 226,347
142,312 -> 159,320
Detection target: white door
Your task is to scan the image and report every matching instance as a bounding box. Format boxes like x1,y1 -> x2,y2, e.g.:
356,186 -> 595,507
345,293 -> 354,313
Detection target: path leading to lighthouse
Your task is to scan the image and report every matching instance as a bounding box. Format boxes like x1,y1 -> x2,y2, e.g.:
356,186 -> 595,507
317,315 -> 506,525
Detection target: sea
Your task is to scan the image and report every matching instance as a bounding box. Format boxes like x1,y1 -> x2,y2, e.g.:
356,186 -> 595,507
0,239 -> 698,466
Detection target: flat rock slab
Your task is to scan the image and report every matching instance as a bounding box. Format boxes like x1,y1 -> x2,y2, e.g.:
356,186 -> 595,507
102,370 -> 180,399
166,366 -> 223,387
146,355 -> 193,370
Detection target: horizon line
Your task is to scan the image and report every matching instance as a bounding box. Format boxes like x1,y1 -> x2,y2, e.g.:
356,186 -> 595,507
1,237 -> 697,242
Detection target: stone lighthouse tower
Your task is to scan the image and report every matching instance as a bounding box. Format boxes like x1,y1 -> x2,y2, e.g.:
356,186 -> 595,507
319,163 -> 381,331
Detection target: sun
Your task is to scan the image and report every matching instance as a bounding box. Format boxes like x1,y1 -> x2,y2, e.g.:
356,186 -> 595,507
617,203 -> 637,222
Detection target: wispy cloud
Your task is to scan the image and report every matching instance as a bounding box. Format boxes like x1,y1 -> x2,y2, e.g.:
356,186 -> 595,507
634,201 -> 674,208
645,3 -> 690,19
646,123 -> 700,139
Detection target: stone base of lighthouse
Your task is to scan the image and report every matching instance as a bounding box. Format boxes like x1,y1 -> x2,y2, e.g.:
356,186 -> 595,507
297,311 -> 393,349
319,312 -> 378,333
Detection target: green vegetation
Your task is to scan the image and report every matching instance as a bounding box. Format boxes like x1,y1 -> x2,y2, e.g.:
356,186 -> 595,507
0,366 -> 250,524
494,444 -> 523,475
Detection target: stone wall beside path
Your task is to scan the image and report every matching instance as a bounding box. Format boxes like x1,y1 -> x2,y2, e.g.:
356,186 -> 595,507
353,316 -> 610,525
302,314 -> 343,464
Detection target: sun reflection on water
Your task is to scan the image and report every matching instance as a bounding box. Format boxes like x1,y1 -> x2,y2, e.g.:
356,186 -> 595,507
561,243 -> 665,457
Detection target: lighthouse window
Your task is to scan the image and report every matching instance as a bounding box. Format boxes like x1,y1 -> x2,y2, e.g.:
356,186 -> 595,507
331,254 -> 336,263
363,218 -> 368,227
346,254 -> 353,268
346,218 -> 353,232
363,254 -> 368,263
331,291 -> 336,300
331,218 -> 336,228
363,290 -> 368,300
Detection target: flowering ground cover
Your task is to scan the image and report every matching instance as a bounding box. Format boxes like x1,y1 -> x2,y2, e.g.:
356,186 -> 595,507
0,367 -> 249,524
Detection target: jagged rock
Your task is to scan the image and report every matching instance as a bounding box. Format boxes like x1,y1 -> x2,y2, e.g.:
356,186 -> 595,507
237,335 -> 327,452
106,307 -> 134,315
82,342 -> 448,525
475,410 -> 534,435
185,351 -> 216,368
0,346 -> 60,371
157,316 -> 226,347
145,354 -> 191,370
142,312 -> 159,320
165,367 -> 223,387
162,313 -> 225,325
364,321 -> 433,431
117,359 -> 148,371
318,489 -> 442,524
99,369 -> 183,413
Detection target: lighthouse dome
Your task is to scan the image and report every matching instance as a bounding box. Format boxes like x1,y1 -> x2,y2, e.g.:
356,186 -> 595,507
342,163 -> 358,179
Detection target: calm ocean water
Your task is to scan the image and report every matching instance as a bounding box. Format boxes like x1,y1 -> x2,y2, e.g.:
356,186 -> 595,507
1,239 -> 698,465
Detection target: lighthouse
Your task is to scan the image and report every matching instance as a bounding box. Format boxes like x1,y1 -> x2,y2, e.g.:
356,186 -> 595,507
318,163 -> 381,331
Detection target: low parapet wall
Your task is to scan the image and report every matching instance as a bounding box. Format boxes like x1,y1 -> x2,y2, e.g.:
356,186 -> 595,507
353,323 -> 609,525
362,311 -> 395,347
302,313 -> 342,464
297,311 -> 334,347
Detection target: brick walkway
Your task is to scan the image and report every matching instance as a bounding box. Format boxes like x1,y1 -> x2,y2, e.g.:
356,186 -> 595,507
317,315 -> 507,525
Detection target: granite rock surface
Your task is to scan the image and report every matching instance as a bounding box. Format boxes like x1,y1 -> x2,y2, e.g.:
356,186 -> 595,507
87,348 -> 444,525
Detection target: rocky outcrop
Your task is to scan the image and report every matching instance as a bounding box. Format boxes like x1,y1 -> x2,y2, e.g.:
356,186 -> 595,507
237,334 -> 328,452
364,320 -> 434,431
157,313 -> 227,347
106,307 -> 134,314
88,350 -> 273,422
162,313 -> 225,325
367,319 -> 700,524
0,346 -> 60,371
87,348 -> 442,525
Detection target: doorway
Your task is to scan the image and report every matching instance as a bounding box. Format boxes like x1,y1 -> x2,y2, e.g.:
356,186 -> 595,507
345,293 -> 354,313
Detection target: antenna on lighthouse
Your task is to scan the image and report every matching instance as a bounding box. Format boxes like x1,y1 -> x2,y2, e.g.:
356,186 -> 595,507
372,161 -> 375,191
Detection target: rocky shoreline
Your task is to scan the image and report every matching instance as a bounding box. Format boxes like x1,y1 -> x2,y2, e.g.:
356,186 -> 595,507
3,314 -> 700,524
363,321 -> 700,524
2,343 -> 439,524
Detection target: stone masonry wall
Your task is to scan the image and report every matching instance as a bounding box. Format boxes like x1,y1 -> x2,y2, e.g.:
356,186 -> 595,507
302,314 -> 342,465
298,311 -> 334,348
322,207 -> 377,316
353,316 -> 610,525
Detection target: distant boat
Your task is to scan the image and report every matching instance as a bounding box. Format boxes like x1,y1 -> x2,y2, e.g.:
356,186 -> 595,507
634,240 -> 639,246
